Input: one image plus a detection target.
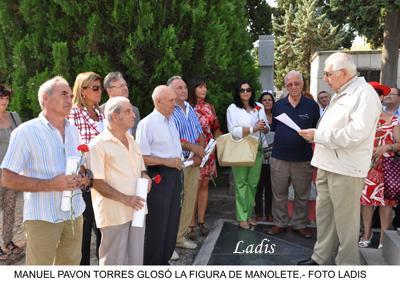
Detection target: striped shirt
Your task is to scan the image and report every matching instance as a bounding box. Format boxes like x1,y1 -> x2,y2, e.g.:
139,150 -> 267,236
0,112 -> 85,223
171,102 -> 203,157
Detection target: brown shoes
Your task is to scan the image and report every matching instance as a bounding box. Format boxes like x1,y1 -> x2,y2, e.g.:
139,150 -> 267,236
264,226 -> 287,235
293,228 -> 313,239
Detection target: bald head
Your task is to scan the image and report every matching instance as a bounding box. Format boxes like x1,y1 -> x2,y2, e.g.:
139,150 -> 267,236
152,85 -> 176,117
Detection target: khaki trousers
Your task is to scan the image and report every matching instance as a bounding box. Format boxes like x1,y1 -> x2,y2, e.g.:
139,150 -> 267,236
24,216 -> 83,265
99,221 -> 145,265
311,169 -> 363,265
270,157 -> 313,229
176,166 -> 200,244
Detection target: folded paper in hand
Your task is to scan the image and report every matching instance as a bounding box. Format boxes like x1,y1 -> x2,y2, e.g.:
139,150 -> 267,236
275,113 -> 301,132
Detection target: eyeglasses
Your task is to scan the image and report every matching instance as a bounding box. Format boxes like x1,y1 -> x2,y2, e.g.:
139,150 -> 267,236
83,85 -> 102,92
323,70 -> 340,78
109,83 -> 128,89
240,88 -> 252,93
286,82 -> 301,88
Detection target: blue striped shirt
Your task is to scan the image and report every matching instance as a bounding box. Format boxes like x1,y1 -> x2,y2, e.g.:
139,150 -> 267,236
1,112 -> 85,223
171,102 -> 203,157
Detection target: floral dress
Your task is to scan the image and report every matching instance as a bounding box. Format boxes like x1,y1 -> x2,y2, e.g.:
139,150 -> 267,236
361,115 -> 398,206
194,100 -> 221,180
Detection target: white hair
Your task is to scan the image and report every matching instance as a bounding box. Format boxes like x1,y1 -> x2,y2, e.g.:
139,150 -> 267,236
105,96 -> 130,121
284,70 -> 303,83
325,52 -> 357,76
37,76 -> 69,110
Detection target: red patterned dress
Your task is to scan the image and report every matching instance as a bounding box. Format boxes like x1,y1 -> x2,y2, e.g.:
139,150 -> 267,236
361,115 -> 398,206
194,99 -> 221,180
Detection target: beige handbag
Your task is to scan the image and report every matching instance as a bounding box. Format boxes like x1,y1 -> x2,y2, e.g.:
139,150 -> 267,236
216,133 -> 259,167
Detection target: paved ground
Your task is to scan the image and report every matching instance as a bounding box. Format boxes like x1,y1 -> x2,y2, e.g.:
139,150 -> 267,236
0,169 -> 236,265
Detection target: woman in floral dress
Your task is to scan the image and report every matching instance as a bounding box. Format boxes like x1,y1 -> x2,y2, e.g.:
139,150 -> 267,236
187,77 -> 222,238
359,82 -> 400,249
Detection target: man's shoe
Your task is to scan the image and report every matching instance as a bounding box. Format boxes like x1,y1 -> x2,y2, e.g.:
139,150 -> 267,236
176,240 -> 197,250
264,226 -> 286,235
293,228 -> 313,239
170,250 -> 179,261
298,258 -> 319,265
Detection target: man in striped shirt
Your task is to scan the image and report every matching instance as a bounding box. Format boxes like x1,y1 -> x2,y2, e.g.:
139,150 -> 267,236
1,76 -> 89,265
167,76 -> 205,255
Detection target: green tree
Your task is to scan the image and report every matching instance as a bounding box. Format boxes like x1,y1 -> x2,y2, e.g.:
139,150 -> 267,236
273,0 -> 348,90
325,0 -> 400,86
246,0 -> 273,42
0,0 -> 258,126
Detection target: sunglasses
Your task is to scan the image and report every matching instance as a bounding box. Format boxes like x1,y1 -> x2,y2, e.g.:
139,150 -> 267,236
240,88 -> 252,93
84,85 -> 102,92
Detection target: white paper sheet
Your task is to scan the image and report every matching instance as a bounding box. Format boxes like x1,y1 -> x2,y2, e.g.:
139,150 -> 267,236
275,113 -> 301,132
61,156 -> 81,212
200,138 -> 217,168
132,178 -> 149,227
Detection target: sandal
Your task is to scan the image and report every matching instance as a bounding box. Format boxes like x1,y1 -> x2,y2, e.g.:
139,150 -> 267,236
0,247 -> 8,261
248,218 -> 257,226
358,234 -> 373,248
5,241 -> 23,255
239,221 -> 250,229
188,225 -> 197,241
198,222 -> 209,236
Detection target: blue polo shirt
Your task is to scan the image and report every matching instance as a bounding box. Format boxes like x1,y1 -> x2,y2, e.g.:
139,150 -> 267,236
271,95 -> 320,162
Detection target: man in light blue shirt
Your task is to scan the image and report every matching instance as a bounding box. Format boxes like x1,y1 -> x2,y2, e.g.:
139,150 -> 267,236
1,76 -> 89,265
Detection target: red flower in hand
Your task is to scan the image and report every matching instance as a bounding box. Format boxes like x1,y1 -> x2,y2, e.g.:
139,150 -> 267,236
152,174 -> 162,184
77,144 -> 89,153
378,119 -> 385,125
255,105 -> 262,111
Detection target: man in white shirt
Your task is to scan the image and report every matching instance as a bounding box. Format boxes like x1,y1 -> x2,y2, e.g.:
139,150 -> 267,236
136,85 -> 183,265
298,52 -> 381,265
317,90 -> 331,116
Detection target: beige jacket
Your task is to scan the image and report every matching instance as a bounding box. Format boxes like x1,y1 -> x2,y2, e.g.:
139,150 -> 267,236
312,77 -> 381,177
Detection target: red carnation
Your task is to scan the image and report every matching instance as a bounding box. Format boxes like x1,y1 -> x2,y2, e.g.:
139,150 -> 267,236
77,144 -> 89,153
255,105 -> 262,111
378,119 -> 385,125
180,139 -> 188,143
153,174 -> 162,184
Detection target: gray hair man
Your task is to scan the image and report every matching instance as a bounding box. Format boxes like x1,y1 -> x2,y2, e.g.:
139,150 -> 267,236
136,85 -> 183,265
101,72 -> 141,136
317,90 -> 331,115
167,76 -> 205,258
1,76 -> 89,265
86,96 -> 150,265
298,52 -> 381,265
266,70 -> 320,239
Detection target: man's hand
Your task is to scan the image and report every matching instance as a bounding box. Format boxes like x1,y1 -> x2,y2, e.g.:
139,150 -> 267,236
191,155 -> 202,167
51,174 -> 81,191
190,144 -> 206,158
298,129 -> 316,143
164,157 -> 183,170
122,195 -> 145,210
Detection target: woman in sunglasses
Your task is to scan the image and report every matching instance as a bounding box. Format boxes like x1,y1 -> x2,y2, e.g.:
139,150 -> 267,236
69,72 -> 105,265
187,77 -> 222,239
227,81 -> 269,229
0,84 -> 23,261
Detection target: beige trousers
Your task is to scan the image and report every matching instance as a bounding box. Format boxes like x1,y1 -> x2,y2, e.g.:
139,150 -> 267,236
99,221 -> 145,265
311,169 -> 363,265
176,166 -> 200,244
24,216 -> 83,265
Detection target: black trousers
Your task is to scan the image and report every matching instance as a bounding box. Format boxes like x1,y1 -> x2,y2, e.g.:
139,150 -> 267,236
254,164 -> 273,218
80,191 -> 101,265
144,166 -> 182,265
